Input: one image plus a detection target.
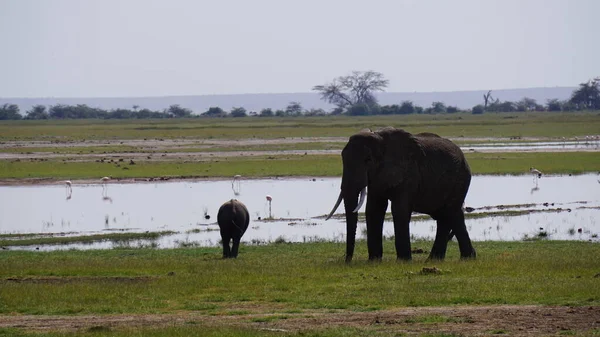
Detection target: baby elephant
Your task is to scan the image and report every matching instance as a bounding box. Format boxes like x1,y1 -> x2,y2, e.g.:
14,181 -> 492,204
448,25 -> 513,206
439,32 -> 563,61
217,199 -> 250,258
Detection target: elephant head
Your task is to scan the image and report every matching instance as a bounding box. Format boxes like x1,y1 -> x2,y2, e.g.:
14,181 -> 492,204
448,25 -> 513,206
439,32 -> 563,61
326,128 -> 425,262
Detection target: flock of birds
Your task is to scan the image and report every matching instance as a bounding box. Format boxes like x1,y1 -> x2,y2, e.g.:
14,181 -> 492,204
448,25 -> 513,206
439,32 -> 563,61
63,174 -> 275,218
64,176 -> 112,202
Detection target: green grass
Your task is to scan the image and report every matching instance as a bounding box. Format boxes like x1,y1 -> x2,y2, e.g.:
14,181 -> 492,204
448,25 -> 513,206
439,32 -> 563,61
1,151 -> 598,180
1,112 -> 599,141
0,142 -> 344,155
1,240 -> 598,317
1,241 -> 599,336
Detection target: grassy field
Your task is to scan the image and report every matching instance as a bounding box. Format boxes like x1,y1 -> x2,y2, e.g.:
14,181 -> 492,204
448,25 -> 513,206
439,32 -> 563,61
0,240 -> 599,336
1,151 -> 599,180
1,113 -> 600,336
1,112 -> 599,141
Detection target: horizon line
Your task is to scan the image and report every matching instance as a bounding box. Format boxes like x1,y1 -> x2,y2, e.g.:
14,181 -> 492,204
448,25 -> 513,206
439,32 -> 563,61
0,85 -> 576,100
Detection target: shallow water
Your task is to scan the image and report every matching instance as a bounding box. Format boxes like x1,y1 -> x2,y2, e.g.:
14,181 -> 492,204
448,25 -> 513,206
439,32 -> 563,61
463,140 -> 600,152
0,174 -> 598,251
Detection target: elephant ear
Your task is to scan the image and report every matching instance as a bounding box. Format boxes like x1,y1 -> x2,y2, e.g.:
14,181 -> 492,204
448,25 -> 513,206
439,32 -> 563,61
379,128 -> 425,161
374,128 -> 424,187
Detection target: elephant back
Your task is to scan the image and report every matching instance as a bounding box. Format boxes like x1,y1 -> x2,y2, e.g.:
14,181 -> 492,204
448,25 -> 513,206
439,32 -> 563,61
217,199 -> 250,236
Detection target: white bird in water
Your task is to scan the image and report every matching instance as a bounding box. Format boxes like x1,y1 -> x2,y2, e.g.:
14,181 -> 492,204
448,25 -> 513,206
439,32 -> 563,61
65,180 -> 72,200
101,176 -> 111,197
529,167 -> 542,178
231,175 -> 242,195
266,195 -> 273,218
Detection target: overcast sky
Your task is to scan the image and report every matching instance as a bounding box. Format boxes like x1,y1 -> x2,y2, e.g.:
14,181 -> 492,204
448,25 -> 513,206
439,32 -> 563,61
1,0 -> 598,98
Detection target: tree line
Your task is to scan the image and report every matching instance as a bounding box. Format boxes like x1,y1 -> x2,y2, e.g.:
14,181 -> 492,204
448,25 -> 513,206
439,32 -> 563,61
1,73 -> 598,120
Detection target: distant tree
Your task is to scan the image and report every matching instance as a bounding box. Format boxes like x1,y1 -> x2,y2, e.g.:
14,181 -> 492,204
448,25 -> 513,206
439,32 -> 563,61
48,104 -> 73,119
431,101 -> 446,113
472,105 -> 484,114
108,108 -> 134,119
446,105 -> 459,113
498,101 -> 517,112
285,101 -> 303,116
275,109 -> 286,117
47,104 -> 104,119
330,107 -> 344,115
414,105 -> 424,114
398,101 -> 415,114
313,70 -> 389,109
569,77 -> 600,110
230,107 -> 247,117
380,104 -> 400,115
168,104 -> 193,118
25,105 -> 49,120
202,107 -> 226,117
483,90 -> 493,111
560,100 -> 577,112
0,103 -> 21,120
134,108 -> 153,119
304,108 -> 327,116
346,103 -> 371,116
516,97 -> 538,112
259,108 -> 274,117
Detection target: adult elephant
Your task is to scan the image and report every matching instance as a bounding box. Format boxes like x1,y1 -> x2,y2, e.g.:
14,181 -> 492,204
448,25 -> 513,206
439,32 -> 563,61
326,127 -> 476,262
217,199 -> 250,258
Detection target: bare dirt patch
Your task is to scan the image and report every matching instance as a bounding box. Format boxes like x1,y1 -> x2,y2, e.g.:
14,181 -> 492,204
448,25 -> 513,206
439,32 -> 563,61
0,305 -> 598,336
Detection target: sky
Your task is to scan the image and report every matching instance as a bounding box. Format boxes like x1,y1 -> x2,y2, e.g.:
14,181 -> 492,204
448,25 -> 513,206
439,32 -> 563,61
0,0 -> 599,98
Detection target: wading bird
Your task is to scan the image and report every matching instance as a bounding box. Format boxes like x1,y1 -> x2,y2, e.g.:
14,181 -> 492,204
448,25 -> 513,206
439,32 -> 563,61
530,167 -> 542,179
101,176 -> 111,197
266,195 -> 273,218
65,180 -> 72,197
64,180 -> 73,200
232,175 -> 242,196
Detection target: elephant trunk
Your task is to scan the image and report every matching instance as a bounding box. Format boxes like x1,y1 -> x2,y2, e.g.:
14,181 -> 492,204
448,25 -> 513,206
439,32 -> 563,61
325,186 -> 366,263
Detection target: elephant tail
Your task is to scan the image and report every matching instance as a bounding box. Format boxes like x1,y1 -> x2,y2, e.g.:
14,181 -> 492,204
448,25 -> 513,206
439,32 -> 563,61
231,219 -> 245,235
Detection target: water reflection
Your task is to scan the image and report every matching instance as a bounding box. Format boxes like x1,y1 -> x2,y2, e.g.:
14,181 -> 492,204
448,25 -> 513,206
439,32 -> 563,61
0,174 -> 598,251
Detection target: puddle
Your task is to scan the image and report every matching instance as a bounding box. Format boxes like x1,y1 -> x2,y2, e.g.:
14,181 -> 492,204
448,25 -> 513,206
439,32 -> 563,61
0,174 -> 598,251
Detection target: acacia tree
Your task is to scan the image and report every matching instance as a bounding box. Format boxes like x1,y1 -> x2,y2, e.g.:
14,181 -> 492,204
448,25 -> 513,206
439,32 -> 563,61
312,71 -> 389,110
570,77 -> 600,110
0,103 -> 21,120
25,105 -> 49,119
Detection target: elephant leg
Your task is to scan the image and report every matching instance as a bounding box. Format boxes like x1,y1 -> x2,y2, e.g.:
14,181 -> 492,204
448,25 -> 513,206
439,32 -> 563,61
365,195 -> 388,261
221,235 -> 232,258
390,201 -> 412,260
429,216 -> 452,260
451,210 -> 477,259
231,237 -> 241,258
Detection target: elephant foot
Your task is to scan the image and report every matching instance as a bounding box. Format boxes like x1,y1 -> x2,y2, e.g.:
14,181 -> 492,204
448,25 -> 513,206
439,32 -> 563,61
426,253 -> 446,262
345,255 -> 353,263
368,255 -> 383,262
396,256 -> 412,262
460,250 -> 477,260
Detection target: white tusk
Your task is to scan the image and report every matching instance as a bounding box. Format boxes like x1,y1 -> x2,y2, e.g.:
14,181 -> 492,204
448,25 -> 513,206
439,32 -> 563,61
325,192 -> 343,220
352,187 -> 367,213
